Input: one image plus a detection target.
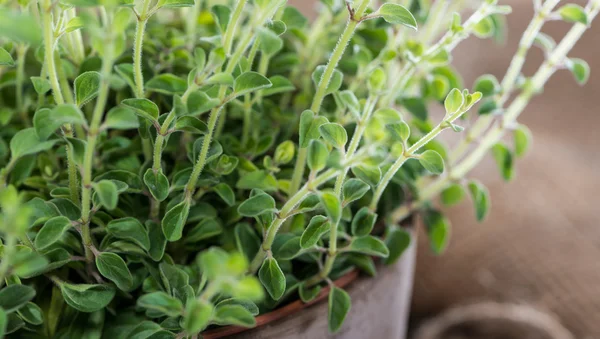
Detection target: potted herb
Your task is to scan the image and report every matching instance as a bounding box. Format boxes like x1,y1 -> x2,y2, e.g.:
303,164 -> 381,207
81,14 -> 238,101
0,0 -> 595,337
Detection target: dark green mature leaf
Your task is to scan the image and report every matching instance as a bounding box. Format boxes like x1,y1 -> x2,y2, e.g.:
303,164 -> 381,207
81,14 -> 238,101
17,302 -> 43,325
385,227 -> 411,265
137,292 -> 183,317
351,207 -> 376,237
299,283 -> 321,303
0,285 -> 35,313
473,74 -> 500,97
146,74 -> 187,94
342,179 -> 370,206
121,98 -> 159,122
146,221 -> 167,262
183,299 -> 213,334
74,71 -> 101,106
213,304 -> 256,327
0,47 -> 14,66
213,183 -> 235,206
491,143 -> 514,181
402,97 -> 427,121
258,257 -> 285,300
263,76 -> 295,96
11,250 -> 49,278
328,287 -> 351,333
299,110 -> 328,148
175,116 -> 208,134
236,170 -> 278,192
93,180 -> 119,210
0,308 -> 5,338
419,150 -> 445,175
96,252 -> 133,291
468,180 -> 491,222
235,223 -> 261,261
233,72 -> 272,96
312,65 -> 343,95
423,209 -> 450,255
35,216 -> 71,250
273,236 -> 302,260
162,200 -> 190,242
351,165 -> 381,187
143,169 -> 170,202
185,218 -> 223,243
238,192 -> 276,217
348,236 -> 389,258
348,254 -> 377,276
103,107 -> 139,130
59,283 -> 115,313
107,217 -> 151,250
300,215 -> 329,249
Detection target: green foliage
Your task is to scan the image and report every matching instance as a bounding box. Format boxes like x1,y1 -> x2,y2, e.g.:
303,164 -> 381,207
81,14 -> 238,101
0,0 -> 594,336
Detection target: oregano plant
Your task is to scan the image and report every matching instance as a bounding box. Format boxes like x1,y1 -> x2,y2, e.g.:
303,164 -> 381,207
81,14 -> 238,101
0,0 -> 597,336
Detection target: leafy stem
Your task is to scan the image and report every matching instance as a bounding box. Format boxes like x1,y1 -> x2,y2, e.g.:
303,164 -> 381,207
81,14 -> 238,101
133,0 -> 153,99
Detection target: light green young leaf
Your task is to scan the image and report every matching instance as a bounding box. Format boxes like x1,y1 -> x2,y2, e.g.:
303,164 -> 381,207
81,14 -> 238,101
65,16 -> 84,33
35,216 -> 71,250
473,74 -> 500,97
30,76 -> 52,95
319,123 -> 348,149
328,287 -> 351,333
0,47 -> 14,66
33,105 -> 86,141
158,0 -> 194,8
175,116 -> 208,134
0,285 -> 35,313
74,71 -> 101,107
419,150 -> 445,175
351,165 -> 381,187
103,107 -> 139,130
238,191 -> 276,217
566,58 -> 590,85
441,183 -> 465,206
307,139 -> 328,172
205,72 -> 235,87
444,88 -> 464,115
559,4 -> 588,25
0,10 -> 42,44
468,180 -> 491,222
187,91 -> 221,115
351,207 -> 376,237
312,65 -> 343,95
143,169 -> 170,202
300,215 -> 329,249
299,110 -> 328,148
514,124 -> 532,158
0,308 -> 5,338
319,192 -> 341,224
257,27 -> 283,56
183,299 -> 213,334
213,304 -> 256,327
93,180 -> 119,210
146,74 -> 187,95
262,75 -> 295,97
473,16 -> 495,38
59,283 -> 115,313
378,4 -> 417,30
348,236 -> 389,258
96,252 -> 133,291
233,72 -> 272,96
107,217 -> 151,251
9,128 -> 58,159
342,178 -> 370,206
121,98 -> 159,123
137,292 -> 183,317
258,257 -> 286,300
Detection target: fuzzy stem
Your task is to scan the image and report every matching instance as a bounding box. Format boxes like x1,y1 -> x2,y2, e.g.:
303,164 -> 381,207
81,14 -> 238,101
223,0 -> 248,56
289,0 -> 372,197
15,45 -> 29,126
133,0 -> 152,99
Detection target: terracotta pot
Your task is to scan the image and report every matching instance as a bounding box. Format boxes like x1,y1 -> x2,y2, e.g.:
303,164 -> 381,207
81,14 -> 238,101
204,231 -> 417,339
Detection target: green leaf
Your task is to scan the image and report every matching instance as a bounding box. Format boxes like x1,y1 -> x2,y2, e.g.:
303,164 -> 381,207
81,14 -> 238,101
0,285 -> 35,313
238,192 -> 276,217
11,250 -> 49,278
185,218 -> 223,243
216,299 -> 259,316
35,216 -> 71,250
143,169 -> 170,202
299,283 -> 321,303
348,236 -> 389,258
444,88 -> 464,115
567,58 -> 590,85
257,27 -> 283,56
351,165 -> 382,187
0,308 -> 5,338
282,6 -> 308,29
0,10 -> 42,44
121,98 -> 159,123
175,116 -> 208,134
351,207 -> 376,237
384,227 -> 411,265
468,180 -> 490,222
378,3 -> 417,30
342,178 -> 370,206
33,105 -> 86,141
387,122 -> 411,142
319,123 -> 347,149
233,72 -> 272,96
263,76 -> 295,97
236,170 -> 278,192
235,223 -> 261,261
491,143 -> 514,181
96,252 -> 133,291
473,16 -> 495,38
402,97 -> 428,121
9,128 -> 58,159
423,209 -> 450,255
213,304 -> 256,327
146,74 -> 187,95
103,107 -> 139,130
93,180 -> 119,210
300,215 -> 330,249
187,91 -> 221,115
30,76 -> 52,95
514,124 -> 532,158
299,110 -> 328,148
348,254 -> 377,276
59,283 -> 115,313
213,183 -> 235,206
17,302 -> 43,325
312,65 -> 343,95
307,139 -> 328,172
319,192 -> 341,224
274,140 -> 295,165
147,220 -> 167,261
473,74 -> 500,97
0,47 -> 14,66
205,72 -> 235,86
74,71 -> 101,107
419,150 -> 445,175
441,183 -> 465,206
196,247 -> 229,280
107,217 -> 151,250
137,292 -> 183,317
158,0 -> 194,8
258,257 -> 286,300
183,299 -> 213,334
328,287 -> 351,333
211,5 -> 231,33
559,4 -> 588,25
162,200 -> 190,241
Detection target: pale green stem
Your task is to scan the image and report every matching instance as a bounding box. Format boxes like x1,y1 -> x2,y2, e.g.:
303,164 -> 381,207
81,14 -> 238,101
64,8 -> 85,65
80,12 -> 116,262
223,0 -> 248,56
0,158 -> 17,189
289,0 -> 372,197
15,44 -> 29,126
133,0 -> 152,99
420,0 -> 449,45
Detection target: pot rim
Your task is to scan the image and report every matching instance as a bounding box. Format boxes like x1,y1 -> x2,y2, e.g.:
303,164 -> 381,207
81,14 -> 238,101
202,269 -> 360,339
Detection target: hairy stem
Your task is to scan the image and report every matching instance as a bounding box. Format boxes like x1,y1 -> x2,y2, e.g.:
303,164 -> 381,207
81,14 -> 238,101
15,45 -> 29,126
133,0 -> 152,99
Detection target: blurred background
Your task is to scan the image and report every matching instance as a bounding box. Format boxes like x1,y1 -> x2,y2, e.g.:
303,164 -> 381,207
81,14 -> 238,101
291,0 -> 600,338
